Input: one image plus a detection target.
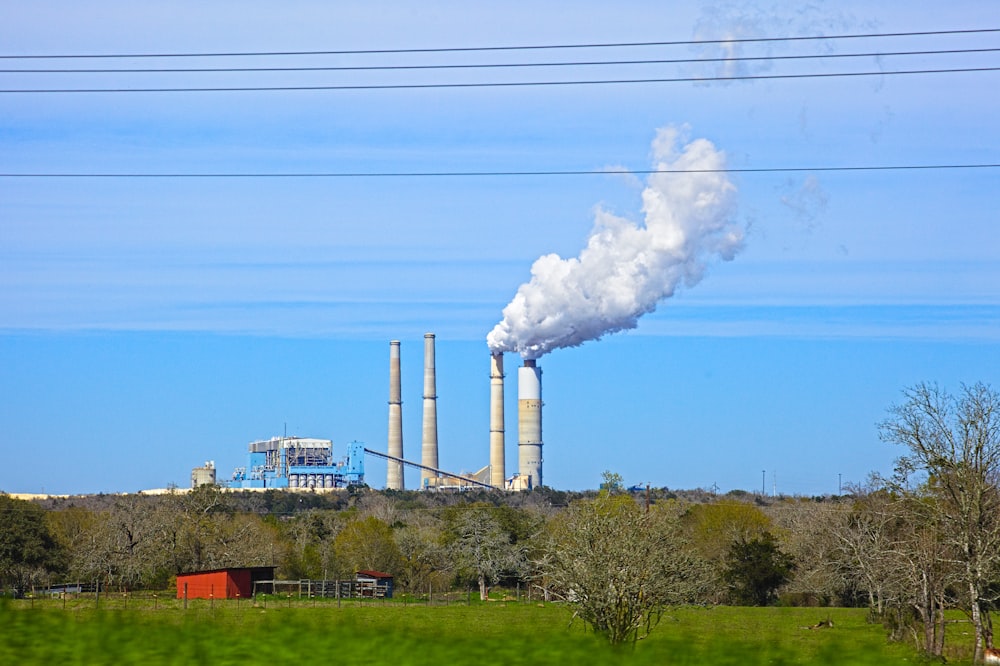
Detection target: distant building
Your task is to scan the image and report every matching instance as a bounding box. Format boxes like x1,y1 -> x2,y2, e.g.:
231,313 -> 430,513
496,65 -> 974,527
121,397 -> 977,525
176,566 -> 275,599
228,437 -> 365,489
190,461 -> 217,488
355,570 -> 394,598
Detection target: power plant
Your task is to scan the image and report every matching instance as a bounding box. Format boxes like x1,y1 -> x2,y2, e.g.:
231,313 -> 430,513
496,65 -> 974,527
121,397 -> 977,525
377,335 -> 542,491
205,333 -> 544,493
229,438 -> 365,489
374,333 -> 542,491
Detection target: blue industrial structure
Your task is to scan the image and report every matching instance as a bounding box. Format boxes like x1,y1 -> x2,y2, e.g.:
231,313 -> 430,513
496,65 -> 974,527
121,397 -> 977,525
222,435 -> 501,492
229,437 -> 365,489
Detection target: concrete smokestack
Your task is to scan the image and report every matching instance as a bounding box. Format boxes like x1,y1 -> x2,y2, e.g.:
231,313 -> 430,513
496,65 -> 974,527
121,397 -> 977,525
421,333 -> 439,488
518,359 -> 542,489
489,352 -> 506,488
386,340 -> 404,490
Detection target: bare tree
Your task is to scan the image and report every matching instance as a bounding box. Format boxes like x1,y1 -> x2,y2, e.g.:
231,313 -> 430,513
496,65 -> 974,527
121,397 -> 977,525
542,494 -> 709,645
767,500 -> 852,606
280,510 -> 343,579
829,488 -> 903,616
892,494 -> 956,658
449,507 -> 527,601
395,513 -> 450,594
880,382 -> 1000,662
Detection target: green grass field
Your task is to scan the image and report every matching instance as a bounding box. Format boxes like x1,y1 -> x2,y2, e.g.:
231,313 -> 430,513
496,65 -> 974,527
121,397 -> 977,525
0,598 -> 949,665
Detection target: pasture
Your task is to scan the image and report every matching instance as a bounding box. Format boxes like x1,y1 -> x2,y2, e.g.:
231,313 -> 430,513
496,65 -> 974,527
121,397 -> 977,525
0,598 -> 946,665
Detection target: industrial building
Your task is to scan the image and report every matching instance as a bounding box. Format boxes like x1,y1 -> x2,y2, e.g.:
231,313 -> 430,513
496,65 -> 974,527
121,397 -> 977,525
200,333 -> 546,494
190,461 -> 217,488
228,438 -> 365,489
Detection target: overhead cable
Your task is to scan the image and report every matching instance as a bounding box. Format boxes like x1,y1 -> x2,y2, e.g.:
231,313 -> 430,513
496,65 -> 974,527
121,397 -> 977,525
2,66 -> 998,93
1,28 -> 997,60
2,47 -> 996,74
2,164 -> 998,178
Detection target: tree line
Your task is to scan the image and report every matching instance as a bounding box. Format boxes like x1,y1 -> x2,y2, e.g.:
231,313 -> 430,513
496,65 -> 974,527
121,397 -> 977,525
2,382 -> 998,658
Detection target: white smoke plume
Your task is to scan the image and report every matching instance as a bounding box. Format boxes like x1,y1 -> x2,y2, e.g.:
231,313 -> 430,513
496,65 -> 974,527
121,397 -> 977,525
487,126 -> 743,360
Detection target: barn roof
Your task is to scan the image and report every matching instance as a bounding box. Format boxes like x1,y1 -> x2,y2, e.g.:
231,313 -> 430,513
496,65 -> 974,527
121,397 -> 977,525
177,566 -> 275,577
356,570 -> 393,579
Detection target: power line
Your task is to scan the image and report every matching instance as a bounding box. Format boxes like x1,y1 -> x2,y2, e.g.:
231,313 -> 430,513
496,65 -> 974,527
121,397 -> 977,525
1,66 -> 997,93
2,164 -> 997,178
2,47 -> 996,74
1,28 -> 997,60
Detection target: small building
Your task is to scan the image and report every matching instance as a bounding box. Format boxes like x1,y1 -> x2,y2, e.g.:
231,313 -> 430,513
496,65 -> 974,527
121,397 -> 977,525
355,570 -> 394,598
176,567 -> 275,600
191,461 -> 217,488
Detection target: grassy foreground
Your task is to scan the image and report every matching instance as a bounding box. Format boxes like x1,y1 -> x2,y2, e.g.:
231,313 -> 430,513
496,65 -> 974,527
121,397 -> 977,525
1,600 -> 924,665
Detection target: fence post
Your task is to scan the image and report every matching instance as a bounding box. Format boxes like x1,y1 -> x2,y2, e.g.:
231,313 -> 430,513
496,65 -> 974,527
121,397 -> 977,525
184,582 -> 188,610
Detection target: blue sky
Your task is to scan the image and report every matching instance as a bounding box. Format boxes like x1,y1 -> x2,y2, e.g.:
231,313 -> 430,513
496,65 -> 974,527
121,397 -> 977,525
1,1 -> 998,495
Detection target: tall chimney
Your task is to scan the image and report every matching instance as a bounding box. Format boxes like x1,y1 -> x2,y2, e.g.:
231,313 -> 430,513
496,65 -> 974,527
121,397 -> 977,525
386,340 -> 404,490
518,359 -> 542,489
489,352 -> 506,488
421,333 -> 439,488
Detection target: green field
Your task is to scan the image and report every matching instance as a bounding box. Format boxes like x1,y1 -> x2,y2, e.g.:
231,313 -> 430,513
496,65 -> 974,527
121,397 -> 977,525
0,599 -> 942,665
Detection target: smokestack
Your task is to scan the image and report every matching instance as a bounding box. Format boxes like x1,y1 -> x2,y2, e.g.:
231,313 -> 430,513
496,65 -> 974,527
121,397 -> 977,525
386,340 -> 404,490
489,352 -> 505,488
421,333 -> 439,488
518,359 -> 542,489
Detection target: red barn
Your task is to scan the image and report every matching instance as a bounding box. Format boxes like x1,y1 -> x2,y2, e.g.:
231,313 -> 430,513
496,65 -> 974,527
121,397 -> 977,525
176,567 -> 275,600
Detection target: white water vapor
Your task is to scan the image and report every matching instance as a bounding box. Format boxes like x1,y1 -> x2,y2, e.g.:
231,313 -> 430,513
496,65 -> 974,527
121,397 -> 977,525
487,126 -> 743,359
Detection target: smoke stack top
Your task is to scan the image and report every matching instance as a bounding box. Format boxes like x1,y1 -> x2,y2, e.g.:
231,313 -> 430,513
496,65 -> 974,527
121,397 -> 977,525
487,126 -> 742,360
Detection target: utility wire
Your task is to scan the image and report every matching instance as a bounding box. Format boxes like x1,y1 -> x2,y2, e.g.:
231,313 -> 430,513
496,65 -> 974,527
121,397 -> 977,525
1,28 -> 997,59
2,47 -> 996,74
3,164 -> 997,178
2,66 -> 998,93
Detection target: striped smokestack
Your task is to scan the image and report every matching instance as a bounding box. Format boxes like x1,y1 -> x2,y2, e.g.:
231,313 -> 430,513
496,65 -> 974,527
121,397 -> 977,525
489,352 -> 505,488
421,333 -> 439,488
386,340 -> 404,490
518,359 -> 542,489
